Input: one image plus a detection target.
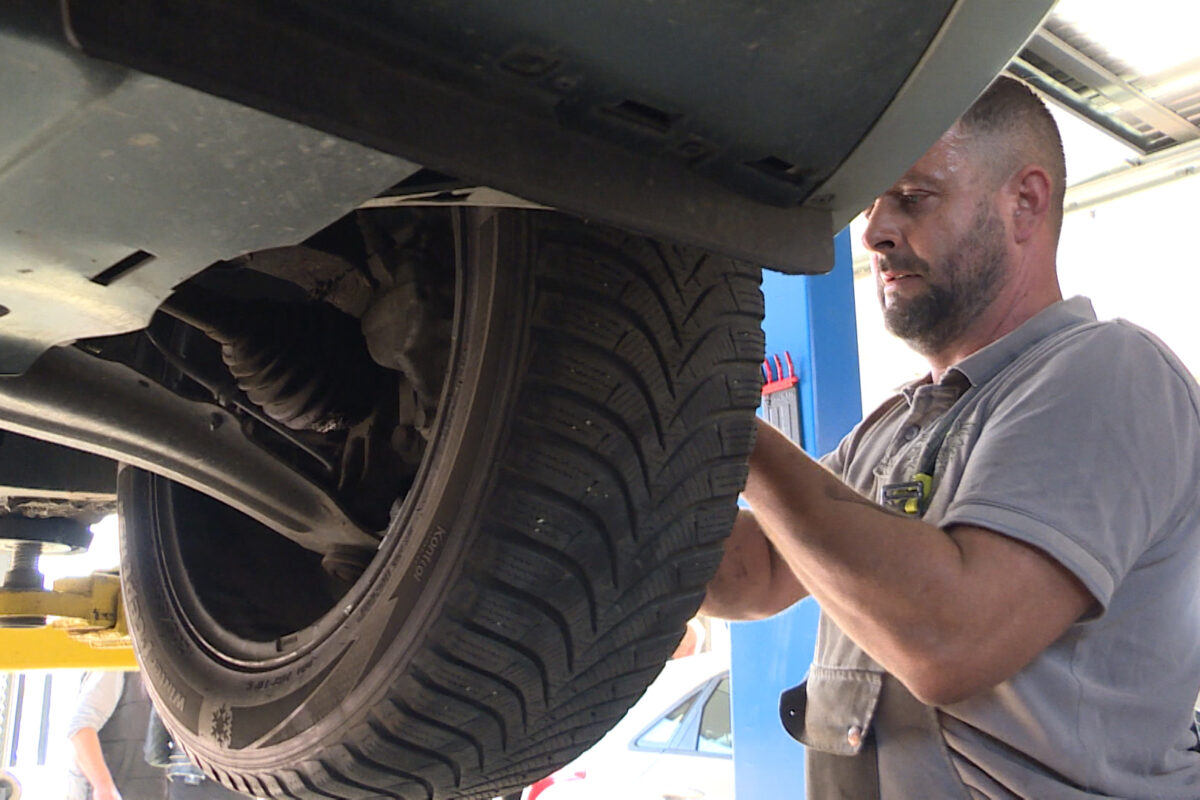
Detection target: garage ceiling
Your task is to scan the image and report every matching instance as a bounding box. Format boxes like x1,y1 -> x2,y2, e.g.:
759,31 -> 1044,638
1009,0 -> 1200,211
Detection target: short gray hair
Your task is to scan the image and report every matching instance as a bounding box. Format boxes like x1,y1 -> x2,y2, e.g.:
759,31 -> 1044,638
957,76 -> 1067,235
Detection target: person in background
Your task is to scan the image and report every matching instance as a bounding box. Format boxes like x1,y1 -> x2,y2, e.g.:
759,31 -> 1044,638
66,671 -> 165,800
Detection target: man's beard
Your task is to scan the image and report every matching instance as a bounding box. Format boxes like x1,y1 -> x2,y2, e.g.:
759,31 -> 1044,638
877,205 -> 1007,356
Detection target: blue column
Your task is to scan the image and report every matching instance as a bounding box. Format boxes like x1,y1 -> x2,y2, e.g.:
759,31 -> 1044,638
730,229 -> 863,798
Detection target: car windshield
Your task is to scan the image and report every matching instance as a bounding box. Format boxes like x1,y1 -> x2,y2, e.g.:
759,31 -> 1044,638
635,691 -> 700,748
697,677 -> 732,755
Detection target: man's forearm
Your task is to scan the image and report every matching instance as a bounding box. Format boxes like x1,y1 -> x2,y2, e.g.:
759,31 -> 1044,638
744,420 -> 975,692
744,418 -> 1094,705
70,728 -> 120,800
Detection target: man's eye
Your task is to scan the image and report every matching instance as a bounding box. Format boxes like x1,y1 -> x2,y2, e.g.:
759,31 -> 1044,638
900,193 -> 923,205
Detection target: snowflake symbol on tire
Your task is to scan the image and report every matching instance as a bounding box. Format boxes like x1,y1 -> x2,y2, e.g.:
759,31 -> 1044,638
210,704 -> 232,747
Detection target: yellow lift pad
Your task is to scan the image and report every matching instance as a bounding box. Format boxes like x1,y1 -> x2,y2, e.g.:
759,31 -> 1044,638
0,571 -> 136,671
0,626 -> 136,671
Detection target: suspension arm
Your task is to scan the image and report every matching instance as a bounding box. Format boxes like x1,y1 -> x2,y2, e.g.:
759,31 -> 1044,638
0,346 -> 377,552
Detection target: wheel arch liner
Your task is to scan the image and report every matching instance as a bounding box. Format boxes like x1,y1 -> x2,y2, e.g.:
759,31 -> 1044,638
811,0 -> 1059,229
53,0 -> 998,273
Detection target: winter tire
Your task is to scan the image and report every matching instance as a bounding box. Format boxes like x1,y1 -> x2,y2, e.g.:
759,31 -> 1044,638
119,208 -> 764,799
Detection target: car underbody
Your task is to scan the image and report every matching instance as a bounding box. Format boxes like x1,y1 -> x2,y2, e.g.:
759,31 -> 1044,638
0,2 -> 1055,798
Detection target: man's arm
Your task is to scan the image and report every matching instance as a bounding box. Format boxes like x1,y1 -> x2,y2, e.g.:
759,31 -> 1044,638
69,727 -> 122,800
741,418 -> 1093,706
700,508 -> 808,620
67,672 -> 125,800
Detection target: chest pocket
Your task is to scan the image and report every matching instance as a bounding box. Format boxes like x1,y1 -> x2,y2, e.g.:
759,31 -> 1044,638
780,665 -> 882,755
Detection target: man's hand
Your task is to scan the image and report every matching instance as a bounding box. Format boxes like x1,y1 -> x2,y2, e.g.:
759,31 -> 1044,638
92,782 -> 123,800
700,509 -> 807,620
69,728 -> 123,800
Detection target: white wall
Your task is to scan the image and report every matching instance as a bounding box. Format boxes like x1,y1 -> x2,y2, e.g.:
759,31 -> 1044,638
1057,173 -> 1200,375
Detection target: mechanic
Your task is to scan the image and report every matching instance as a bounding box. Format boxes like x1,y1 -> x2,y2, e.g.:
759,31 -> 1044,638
67,671 -> 166,800
702,76 -> 1200,798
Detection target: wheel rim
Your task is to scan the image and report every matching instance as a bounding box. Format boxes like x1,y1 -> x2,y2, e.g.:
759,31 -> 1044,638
127,207 -> 522,671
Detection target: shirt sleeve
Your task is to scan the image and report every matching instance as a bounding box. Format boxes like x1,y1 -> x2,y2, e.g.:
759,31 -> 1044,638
818,440 -> 844,473
939,324 -> 1200,612
66,671 -> 125,739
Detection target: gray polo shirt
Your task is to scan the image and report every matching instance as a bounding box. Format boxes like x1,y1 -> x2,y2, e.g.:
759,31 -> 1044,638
809,297 -> 1200,799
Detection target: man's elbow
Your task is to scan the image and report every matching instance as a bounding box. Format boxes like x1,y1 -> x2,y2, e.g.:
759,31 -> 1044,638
67,727 -> 94,744
898,653 -> 1003,707
905,673 -> 979,707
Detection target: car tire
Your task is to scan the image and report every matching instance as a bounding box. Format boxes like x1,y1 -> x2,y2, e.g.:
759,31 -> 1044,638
118,208 -> 764,799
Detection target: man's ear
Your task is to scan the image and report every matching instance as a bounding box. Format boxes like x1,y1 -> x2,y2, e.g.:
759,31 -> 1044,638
1010,165 -> 1052,243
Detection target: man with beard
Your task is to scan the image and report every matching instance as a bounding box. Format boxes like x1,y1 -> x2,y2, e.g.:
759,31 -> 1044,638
702,77 -> 1200,799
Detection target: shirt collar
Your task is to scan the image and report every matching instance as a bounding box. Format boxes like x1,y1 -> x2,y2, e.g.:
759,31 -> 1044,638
893,296 -> 1097,401
947,295 -> 1097,388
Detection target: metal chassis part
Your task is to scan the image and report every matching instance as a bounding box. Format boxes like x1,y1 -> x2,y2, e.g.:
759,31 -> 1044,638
0,346 -> 375,552
0,23 -> 421,377
0,432 -> 116,502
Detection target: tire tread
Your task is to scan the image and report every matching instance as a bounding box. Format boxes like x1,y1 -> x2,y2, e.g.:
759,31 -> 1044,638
159,212 -> 763,799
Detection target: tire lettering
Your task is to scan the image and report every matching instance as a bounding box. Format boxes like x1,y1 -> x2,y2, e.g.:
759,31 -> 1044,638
145,657 -> 187,713
412,526 -> 446,583
243,674 -> 292,692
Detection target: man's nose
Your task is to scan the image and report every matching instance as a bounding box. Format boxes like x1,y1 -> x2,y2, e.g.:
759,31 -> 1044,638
861,205 -> 900,254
